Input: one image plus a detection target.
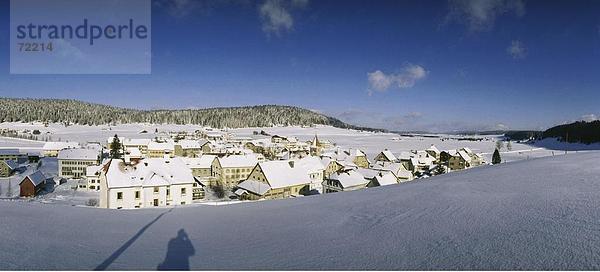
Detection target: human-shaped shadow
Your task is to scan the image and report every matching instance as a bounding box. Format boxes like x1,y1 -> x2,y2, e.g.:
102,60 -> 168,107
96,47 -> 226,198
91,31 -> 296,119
157,229 -> 195,270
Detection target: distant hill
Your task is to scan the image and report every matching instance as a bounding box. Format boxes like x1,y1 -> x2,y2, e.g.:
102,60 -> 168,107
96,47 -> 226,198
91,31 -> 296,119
542,120 -> 600,144
0,98 -> 385,131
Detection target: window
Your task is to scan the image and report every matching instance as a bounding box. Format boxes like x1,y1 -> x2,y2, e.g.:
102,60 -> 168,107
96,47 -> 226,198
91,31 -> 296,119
181,188 -> 186,196
181,201 -> 186,205
135,191 -> 140,199
117,192 -> 123,200
154,187 -> 159,194
167,189 -> 170,196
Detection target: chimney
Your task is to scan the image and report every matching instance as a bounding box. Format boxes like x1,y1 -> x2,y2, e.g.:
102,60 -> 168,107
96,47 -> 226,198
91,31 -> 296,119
288,161 -> 295,168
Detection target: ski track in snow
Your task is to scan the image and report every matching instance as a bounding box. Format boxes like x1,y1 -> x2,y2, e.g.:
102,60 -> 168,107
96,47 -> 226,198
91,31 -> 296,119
1,152 -> 600,270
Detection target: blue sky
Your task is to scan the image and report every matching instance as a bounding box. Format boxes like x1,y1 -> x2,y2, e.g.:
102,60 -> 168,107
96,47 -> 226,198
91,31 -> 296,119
1,0 -> 599,132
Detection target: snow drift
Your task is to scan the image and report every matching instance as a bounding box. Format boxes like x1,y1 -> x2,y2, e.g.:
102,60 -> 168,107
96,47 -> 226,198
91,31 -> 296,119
2,152 -> 600,270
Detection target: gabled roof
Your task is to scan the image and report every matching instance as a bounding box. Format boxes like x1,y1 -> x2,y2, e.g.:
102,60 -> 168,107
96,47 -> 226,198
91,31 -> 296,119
104,158 -> 194,189
377,150 -> 397,162
123,138 -> 151,146
457,150 -> 472,163
373,172 -> 398,186
43,142 -> 80,151
329,170 -> 368,189
57,148 -> 100,161
176,139 -> 203,149
21,171 -> 46,186
237,179 -> 271,196
257,160 -> 313,189
3,160 -> 19,170
86,165 -> 102,177
426,145 -> 441,154
217,154 -> 259,168
147,141 -> 175,151
0,149 -> 21,156
182,155 -> 217,169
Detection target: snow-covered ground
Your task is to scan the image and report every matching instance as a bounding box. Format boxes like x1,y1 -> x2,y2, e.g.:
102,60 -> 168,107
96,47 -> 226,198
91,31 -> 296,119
0,122 -> 577,163
1,152 -> 600,270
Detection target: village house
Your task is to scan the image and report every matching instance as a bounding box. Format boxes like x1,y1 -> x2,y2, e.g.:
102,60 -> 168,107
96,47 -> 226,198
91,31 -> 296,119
99,157 -> 195,209
322,170 -> 369,193
0,160 -> 19,177
182,155 -> 217,187
444,148 -> 486,171
0,149 -> 26,162
83,165 -> 102,191
43,142 -> 80,157
174,139 -> 207,158
374,150 -> 398,163
367,171 -> 399,187
58,148 -> 102,179
147,141 -> 175,158
372,161 -> 414,182
122,139 -> 152,157
211,154 -> 260,188
235,160 -> 315,200
425,145 -> 441,160
19,171 -> 46,197
192,178 -> 206,201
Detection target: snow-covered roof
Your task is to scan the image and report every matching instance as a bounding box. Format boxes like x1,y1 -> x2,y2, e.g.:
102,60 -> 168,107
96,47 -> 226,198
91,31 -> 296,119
182,155 -> 217,169
43,142 -> 80,151
176,139 -> 203,149
458,150 -> 472,163
258,160 -> 313,189
57,148 -> 100,161
237,179 -> 271,196
3,160 -> 19,170
234,188 -> 248,196
148,141 -> 175,151
373,172 -> 398,186
86,165 -> 102,177
330,170 -> 367,189
426,145 -> 440,154
378,150 -> 397,161
21,171 -> 46,186
104,158 -> 194,189
373,162 -> 412,179
0,149 -> 21,156
217,154 -> 259,168
293,156 -> 325,173
123,138 -> 151,146
125,147 -> 143,158
357,168 -> 382,179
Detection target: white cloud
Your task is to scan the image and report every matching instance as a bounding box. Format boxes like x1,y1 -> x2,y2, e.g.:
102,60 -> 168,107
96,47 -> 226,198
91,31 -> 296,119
507,40 -> 526,59
259,0 -> 308,36
447,0 -> 525,32
367,64 -> 428,92
582,114 -> 599,122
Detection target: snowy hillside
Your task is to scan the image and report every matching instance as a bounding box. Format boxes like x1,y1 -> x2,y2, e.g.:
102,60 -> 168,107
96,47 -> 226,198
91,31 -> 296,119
2,152 -> 600,270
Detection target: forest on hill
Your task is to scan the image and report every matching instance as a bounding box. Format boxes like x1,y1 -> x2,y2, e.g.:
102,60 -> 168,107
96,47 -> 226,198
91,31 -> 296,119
0,98 -> 375,130
542,120 -> 600,144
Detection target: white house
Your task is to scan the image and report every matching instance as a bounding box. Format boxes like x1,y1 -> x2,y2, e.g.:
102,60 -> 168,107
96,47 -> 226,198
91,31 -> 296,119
99,157 -> 195,209
322,170 -> 369,193
57,148 -> 102,179
43,142 -> 80,157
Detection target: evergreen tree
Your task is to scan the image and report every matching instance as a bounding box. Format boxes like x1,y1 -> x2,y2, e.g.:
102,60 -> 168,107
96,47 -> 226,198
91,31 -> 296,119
506,141 -> 512,151
110,134 -> 122,159
492,149 -> 502,164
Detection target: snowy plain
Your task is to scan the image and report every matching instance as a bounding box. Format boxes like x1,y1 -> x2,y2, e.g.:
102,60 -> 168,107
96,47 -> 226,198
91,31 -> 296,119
0,122 -> 584,163
1,152 -> 600,270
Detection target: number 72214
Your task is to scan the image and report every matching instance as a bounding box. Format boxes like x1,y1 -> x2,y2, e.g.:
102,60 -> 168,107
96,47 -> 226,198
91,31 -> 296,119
18,42 -> 53,52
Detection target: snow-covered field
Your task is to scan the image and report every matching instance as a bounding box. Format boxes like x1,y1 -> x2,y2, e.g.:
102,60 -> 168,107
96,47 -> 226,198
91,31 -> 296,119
2,152 -> 600,270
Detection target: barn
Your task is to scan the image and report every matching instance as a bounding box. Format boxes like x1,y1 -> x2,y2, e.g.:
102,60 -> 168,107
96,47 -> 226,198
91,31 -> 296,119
19,171 -> 47,197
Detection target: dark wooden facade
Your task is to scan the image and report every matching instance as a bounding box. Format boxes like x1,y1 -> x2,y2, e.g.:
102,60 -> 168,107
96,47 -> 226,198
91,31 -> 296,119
19,177 -> 44,197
